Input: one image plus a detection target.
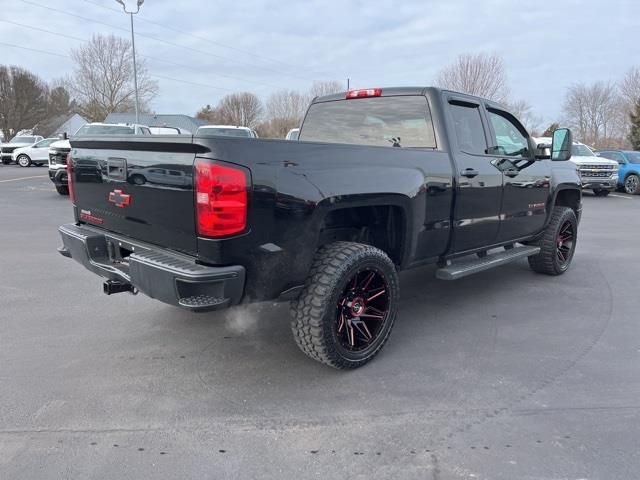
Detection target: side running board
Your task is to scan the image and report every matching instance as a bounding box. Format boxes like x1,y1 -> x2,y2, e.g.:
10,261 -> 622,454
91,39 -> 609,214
436,245 -> 540,281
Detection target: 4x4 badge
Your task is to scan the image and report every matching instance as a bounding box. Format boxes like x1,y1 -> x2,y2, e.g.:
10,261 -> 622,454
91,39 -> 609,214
108,189 -> 131,208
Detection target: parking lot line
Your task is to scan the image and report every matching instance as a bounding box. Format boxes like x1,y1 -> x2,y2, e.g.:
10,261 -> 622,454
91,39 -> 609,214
609,194 -> 633,200
0,175 -> 47,183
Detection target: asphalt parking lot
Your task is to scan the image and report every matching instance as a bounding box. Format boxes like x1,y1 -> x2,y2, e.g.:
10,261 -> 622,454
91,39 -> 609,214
1,165 -> 639,479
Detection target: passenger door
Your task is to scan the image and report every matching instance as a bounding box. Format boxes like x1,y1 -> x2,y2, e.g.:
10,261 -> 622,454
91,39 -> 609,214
447,98 -> 503,253
486,108 -> 551,241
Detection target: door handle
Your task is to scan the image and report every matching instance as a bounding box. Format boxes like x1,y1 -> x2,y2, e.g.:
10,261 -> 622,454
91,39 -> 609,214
460,168 -> 479,178
504,168 -> 519,178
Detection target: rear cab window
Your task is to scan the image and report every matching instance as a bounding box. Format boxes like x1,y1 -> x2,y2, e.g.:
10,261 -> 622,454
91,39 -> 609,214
299,96 -> 436,148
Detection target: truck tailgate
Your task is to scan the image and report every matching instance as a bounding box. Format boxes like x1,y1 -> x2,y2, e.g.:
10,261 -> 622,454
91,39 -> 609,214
70,137 -> 206,255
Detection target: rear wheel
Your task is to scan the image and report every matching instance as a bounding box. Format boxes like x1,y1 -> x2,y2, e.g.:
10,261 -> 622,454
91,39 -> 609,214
290,242 -> 399,369
593,189 -> 610,197
527,206 -> 577,275
55,185 -> 69,195
625,174 -> 640,195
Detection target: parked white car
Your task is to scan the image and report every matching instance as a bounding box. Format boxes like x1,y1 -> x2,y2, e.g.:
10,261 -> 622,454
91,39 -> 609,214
12,138 -> 59,167
1,135 -> 44,164
195,125 -> 259,138
534,137 -> 619,197
286,128 -> 300,140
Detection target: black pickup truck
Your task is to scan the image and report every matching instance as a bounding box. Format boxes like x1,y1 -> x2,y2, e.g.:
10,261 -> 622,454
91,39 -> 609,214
58,87 -> 581,369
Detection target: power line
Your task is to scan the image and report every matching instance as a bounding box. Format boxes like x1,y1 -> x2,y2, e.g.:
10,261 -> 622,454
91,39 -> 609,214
81,0 -> 330,77
19,0 -> 321,83
0,41 -> 70,59
0,41 -> 233,94
0,19 -> 278,90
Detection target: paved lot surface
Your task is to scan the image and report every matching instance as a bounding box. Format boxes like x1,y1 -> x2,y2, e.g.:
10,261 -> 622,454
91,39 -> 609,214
1,164 -> 639,479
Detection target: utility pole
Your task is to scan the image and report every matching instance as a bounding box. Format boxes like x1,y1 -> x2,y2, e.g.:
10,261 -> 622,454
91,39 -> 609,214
115,0 -> 144,124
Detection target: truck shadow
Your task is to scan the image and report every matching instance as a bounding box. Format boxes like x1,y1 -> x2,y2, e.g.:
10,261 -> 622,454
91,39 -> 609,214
157,257 -> 603,422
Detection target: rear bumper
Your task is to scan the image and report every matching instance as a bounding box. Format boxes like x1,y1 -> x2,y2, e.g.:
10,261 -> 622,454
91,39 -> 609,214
58,223 -> 245,311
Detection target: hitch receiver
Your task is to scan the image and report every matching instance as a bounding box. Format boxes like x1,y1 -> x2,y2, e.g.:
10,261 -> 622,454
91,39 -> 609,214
103,280 -> 135,295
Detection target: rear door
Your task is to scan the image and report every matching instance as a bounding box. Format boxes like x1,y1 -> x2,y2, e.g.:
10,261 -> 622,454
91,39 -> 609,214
71,137 -> 199,255
446,96 -> 503,253
485,107 -> 551,241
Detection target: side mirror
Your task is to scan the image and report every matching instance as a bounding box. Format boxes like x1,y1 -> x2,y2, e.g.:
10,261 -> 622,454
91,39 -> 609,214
551,128 -> 572,161
535,142 -> 552,159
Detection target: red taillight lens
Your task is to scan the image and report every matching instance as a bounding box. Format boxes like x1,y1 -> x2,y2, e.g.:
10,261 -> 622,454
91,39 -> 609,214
66,152 -> 75,203
194,159 -> 248,237
346,88 -> 382,99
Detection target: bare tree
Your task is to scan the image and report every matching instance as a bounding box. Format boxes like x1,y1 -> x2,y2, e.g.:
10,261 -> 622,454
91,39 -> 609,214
309,80 -> 344,98
620,67 -> 640,107
435,53 -> 510,102
563,81 -> 627,148
0,65 -> 49,140
507,99 -> 542,134
66,34 -> 158,122
261,89 -> 310,137
216,92 -> 263,128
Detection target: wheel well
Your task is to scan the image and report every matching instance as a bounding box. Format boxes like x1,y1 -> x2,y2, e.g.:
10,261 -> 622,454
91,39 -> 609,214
555,189 -> 580,215
319,205 -> 405,265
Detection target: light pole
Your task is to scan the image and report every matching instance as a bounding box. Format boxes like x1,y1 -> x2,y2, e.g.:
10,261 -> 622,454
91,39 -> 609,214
115,0 -> 144,124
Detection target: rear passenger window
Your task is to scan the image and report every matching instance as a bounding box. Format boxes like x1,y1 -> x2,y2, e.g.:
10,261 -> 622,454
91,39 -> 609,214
449,103 -> 487,155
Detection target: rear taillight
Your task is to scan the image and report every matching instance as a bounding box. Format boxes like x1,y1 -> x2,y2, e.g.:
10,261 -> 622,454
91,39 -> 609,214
194,159 -> 249,237
346,88 -> 382,99
66,152 -> 75,203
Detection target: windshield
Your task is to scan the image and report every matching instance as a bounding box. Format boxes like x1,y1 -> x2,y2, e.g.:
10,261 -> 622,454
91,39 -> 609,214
11,136 -> 36,144
196,127 -> 252,138
571,144 -> 595,157
299,96 -> 436,148
626,151 -> 640,164
75,125 -> 136,136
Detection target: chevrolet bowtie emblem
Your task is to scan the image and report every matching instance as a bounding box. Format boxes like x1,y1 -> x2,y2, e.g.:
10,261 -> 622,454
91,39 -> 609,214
108,189 -> 131,208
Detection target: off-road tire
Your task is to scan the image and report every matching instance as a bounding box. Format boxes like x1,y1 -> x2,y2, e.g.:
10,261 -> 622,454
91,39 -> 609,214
55,185 -> 69,195
290,242 -> 399,369
593,189 -> 609,197
527,206 -> 577,275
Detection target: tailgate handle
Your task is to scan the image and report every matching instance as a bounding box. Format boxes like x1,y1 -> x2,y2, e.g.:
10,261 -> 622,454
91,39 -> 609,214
107,157 -> 127,181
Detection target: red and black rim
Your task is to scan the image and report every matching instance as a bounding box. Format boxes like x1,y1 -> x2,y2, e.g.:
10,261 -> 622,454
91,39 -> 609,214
335,268 -> 390,352
556,221 -> 575,266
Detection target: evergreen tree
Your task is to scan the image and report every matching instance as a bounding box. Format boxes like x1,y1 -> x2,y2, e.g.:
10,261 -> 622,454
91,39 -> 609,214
542,122 -> 560,137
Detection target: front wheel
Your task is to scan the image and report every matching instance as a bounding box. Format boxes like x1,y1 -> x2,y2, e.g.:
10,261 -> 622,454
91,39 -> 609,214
593,189 -> 610,197
17,155 -> 31,167
527,206 -> 578,275
55,185 -> 69,195
290,242 -> 399,369
625,174 -> 640,195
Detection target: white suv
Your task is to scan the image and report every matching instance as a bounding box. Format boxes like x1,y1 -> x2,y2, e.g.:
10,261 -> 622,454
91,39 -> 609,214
535,138 -> 619,197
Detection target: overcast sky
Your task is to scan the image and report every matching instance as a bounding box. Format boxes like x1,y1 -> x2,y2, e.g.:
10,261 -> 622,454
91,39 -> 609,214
1,0 -> 638,126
